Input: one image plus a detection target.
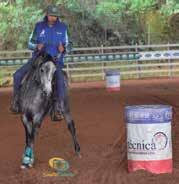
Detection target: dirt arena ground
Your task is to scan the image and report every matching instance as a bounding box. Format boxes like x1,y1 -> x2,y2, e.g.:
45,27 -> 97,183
1,78 -> 179,184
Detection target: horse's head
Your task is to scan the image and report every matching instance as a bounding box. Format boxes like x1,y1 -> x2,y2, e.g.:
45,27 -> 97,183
36,60 -> 56,97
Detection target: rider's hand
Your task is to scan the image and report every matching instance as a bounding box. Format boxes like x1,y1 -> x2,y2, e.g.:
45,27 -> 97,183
37,44 -> 44,51
58,44 -> 65,53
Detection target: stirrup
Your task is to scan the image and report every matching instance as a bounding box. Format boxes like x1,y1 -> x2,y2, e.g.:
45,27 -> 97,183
51,111 -> 64,122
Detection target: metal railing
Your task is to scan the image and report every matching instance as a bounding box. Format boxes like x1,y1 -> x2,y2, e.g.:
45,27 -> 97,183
0,44 -> 179,85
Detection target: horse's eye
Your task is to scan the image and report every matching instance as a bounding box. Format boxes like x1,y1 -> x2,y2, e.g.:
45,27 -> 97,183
40,68 -> 44,73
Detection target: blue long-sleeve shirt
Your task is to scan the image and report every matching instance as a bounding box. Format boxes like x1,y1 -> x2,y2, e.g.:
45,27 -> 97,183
28,17 -> 68,65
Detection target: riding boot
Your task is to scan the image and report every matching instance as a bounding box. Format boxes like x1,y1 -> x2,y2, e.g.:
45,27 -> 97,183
10,91 -> 21,113
50,100 -> 63,122
51,111 -> 63,122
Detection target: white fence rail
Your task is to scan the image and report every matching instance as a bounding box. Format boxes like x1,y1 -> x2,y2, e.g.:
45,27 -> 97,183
64,60 -> 179,82
0,44 -> 179,85
0,43 -> 179,55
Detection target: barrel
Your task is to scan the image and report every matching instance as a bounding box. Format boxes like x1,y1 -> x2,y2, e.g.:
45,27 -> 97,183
125,105 -> 173,174
105,70 -> 120,91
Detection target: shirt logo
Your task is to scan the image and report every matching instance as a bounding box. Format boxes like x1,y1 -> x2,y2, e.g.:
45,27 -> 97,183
40,30 -> 45,37
57,32 -> 62,35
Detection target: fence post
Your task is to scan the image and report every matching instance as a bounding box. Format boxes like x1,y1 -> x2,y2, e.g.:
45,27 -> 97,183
135,44 -> 141,79
102,62 -> 106,80
66,63 -> 71,84
101,46 -> 106,80
101,45 -> 104,54
168,42 -> 173,78
30,51 -> 32,58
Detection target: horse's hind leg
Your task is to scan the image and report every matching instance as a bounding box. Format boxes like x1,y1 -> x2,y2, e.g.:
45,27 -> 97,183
60,98 -> 80,156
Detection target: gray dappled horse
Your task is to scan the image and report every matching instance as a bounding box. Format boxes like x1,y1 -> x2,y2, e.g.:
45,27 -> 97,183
18,53 -> 80,169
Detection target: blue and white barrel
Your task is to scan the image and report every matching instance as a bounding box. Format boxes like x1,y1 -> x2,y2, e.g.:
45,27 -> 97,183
105,70 -> 120,91
125,105 -> 173,174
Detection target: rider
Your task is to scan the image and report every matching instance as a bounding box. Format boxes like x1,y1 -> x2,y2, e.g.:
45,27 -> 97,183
10,4 -> 69,116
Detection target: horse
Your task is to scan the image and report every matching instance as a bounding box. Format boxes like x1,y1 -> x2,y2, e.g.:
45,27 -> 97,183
17,52 -> 80,169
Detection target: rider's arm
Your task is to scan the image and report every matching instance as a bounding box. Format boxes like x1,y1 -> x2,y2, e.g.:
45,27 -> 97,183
63,28 -> 73,54
57,24 -> 69,55
63,29 -> 69,48
28,24 -> 38,50
60,24 -> 69,51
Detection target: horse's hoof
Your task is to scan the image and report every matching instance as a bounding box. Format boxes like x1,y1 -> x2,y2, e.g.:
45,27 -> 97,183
77,152 -> 82,158
75,150 -> 81,158
75,143 -> 80,154
20,163 -> 33,169
22,147 -> 34,168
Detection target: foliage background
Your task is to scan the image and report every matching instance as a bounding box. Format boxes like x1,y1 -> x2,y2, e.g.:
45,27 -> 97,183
0,0 -> 178,50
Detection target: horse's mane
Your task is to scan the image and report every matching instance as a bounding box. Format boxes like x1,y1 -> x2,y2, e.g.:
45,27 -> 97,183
32,51 -> 55,69
20,52 -> 55,98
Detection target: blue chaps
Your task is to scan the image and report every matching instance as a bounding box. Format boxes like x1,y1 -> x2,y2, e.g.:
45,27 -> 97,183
13,58 -> 65,101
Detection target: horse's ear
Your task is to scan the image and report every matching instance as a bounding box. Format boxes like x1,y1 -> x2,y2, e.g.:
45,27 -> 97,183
34,50 -> 54,63
40,50 -> 46,58
43,54 -> 54,62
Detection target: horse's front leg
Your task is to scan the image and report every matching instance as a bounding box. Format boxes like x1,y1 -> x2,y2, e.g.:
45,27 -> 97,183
21,114 -> 34,169
60,100 -> 81,156
21,113 -> 43,169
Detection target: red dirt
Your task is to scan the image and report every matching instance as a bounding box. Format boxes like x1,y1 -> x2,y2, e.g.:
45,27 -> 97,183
1,78 -> 179,184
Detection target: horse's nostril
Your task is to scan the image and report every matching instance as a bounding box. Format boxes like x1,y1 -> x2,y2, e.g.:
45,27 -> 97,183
42,90 -> 47,96
42,88 -> 49,94
42,86 -> 52,96
40,68 -> 44,73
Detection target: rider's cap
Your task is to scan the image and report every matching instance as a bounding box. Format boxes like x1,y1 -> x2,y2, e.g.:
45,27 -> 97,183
46,5 -> 60,17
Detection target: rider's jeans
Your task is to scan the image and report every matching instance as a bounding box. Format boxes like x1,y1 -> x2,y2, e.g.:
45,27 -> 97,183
56,64 -> 65,101
13,59 -> 33,93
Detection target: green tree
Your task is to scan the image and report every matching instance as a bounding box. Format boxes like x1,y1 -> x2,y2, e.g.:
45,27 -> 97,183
0,0 -> 42,49
0,0 -> 179,50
